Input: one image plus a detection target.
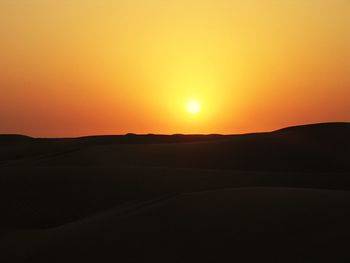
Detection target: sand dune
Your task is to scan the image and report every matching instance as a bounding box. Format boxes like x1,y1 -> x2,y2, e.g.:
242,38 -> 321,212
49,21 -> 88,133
0,122 -> 350,262
2,187 -> 350,262
1,122 -> 349,171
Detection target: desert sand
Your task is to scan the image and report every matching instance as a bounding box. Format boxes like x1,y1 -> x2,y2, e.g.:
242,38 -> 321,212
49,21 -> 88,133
1,122 -> 350,262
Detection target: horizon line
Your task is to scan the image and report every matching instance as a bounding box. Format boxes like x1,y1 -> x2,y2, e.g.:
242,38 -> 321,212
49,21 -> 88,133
0,121 -> 349,139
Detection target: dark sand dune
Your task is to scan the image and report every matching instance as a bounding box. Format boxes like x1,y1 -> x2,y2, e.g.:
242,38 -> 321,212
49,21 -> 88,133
1,122 -> 349,171
0,122 -> 350,262
2,187 -> 350,262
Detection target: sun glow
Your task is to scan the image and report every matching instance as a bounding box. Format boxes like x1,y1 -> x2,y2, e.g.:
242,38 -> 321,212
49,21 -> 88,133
186,100 -> 201,114
1,1 -> 349,136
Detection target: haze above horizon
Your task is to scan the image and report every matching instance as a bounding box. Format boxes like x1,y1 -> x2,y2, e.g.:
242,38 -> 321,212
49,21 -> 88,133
1,0 -> 349,137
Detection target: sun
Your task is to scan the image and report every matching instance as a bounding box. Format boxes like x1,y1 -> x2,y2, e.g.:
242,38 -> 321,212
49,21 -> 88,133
186,100 -> 201,114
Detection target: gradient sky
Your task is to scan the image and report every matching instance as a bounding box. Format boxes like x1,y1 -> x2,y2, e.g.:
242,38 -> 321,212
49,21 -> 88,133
1,0 -> 349,137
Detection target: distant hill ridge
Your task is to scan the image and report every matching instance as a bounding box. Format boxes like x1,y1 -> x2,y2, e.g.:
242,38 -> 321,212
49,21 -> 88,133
0,122 -> 349,172
1,122 -> 349,142
275,122 -> 350,134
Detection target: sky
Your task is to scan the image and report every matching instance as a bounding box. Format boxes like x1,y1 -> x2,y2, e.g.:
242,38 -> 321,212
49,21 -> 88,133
0,0 -> 349,137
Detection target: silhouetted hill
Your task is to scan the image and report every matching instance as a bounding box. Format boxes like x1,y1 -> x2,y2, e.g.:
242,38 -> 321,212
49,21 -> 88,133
0,134 -> 33,144
275,122 -> 350,136
1,123 -> 350,263
0,122 -> 349,171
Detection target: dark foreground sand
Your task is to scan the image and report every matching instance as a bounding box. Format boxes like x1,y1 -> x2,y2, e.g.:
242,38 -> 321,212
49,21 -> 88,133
1,123 -> 350,262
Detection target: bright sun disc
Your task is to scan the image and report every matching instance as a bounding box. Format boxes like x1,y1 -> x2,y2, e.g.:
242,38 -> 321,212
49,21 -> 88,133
186,100 -> 201,114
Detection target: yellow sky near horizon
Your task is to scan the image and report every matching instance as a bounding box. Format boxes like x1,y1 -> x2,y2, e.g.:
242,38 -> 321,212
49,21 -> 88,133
0,0 -> 349,136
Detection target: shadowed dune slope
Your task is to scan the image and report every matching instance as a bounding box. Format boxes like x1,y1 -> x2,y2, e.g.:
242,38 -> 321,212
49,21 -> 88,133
1,166 -> 350,230
2,187 -> 350,263
1,122 -> 350,262
1,122 -> 349,171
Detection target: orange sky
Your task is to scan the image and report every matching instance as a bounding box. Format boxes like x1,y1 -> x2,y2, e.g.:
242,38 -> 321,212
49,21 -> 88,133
1,0 -> 349,137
